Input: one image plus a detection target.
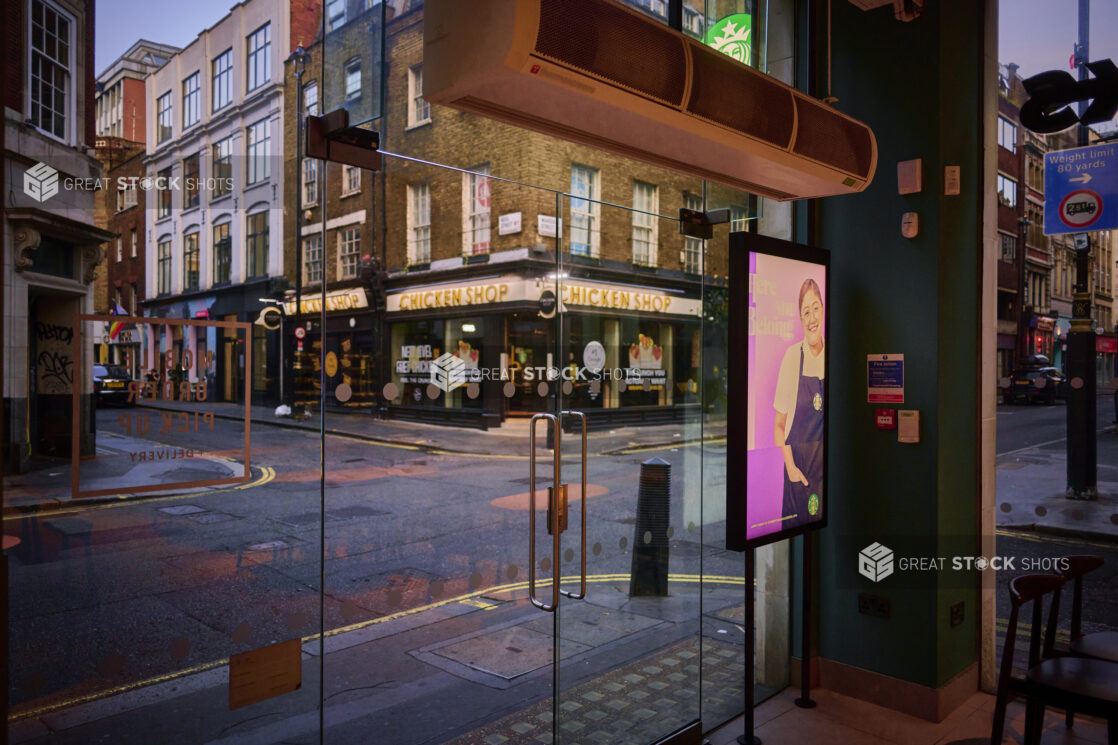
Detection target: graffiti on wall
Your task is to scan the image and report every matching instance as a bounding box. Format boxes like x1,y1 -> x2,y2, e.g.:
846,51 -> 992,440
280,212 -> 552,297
36,321 -> 74,394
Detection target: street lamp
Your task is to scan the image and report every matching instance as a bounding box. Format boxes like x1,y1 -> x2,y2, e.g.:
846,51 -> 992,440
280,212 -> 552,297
259,297 -> 286,407
1016,215 -> 1031,365
288,45 -> 309,409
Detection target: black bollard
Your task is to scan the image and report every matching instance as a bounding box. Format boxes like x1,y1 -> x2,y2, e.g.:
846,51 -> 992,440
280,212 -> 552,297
629,457 -> 671,596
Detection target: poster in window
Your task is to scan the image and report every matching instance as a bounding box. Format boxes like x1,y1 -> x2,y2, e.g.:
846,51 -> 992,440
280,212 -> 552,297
727,232 -> 829,550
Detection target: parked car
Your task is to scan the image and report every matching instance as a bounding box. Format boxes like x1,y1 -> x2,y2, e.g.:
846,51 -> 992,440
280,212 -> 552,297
93,364 -> 133,407
1003,366 -> 1067,405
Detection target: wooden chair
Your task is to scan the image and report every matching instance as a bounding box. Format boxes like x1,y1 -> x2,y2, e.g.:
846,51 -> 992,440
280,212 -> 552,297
991,573 -> 1118,745
1046,556 -> 1118,732
1058,556 -> 1118,664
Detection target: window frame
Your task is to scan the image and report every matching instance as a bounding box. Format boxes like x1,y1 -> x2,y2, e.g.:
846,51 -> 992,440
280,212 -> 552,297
569,163 -> 600,258
157,237 -> 173,295
338,227 -> 361,280
182,71 -> 200,129
212,48 -> 233,112
682,192 -> 702,274
463,164 -> 492,256
212,135 -> 233,198
631,180 -> 659,266
998,116 -> 1017,153
157,166 -> 174,219
341,164 -> 360,196
326,0 -> 346,31
182,153 -> 200,209
246,211 -> 269,278
303,234 -> 323,285
302,158 -> 319,207
997,173 -> 1017,209
183,231 -> 200,291
407,64 -> 430,127
344,57 -> 361,101
407,182 -> 431,265
246,118 -> 271,186
156,90 -> 173,143
27,0 -> 75,143
213,222 -> 232,285
304,81 -> 318,116
130,228 -> 137,258
246,23 -> 272,93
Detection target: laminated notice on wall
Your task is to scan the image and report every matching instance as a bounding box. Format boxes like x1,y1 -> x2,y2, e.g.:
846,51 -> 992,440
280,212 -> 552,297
229,638 -> 302,710
897,410 -> 920,444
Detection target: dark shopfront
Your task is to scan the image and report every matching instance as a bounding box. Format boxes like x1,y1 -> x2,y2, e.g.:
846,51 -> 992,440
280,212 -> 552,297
383,264 -> 703,430
141,279 -> 283,406
287,288 -> 379,410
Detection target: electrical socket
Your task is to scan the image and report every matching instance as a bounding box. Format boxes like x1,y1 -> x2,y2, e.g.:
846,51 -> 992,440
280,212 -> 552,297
858,593 -> 891,619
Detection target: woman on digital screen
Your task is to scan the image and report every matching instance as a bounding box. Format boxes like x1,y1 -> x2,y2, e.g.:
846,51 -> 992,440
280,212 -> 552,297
773,278 -> 824,526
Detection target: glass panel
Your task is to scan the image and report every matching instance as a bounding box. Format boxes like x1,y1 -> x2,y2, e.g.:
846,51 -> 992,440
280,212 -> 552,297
5,312 -> 325,744
556,196 -> 705,745
311,156 -> 562,744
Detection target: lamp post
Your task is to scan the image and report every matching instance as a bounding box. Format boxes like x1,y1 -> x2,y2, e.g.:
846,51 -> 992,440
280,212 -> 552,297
1016,215 -> 1031,366
1066,0 -> 1096,499
288,45 -> 308,409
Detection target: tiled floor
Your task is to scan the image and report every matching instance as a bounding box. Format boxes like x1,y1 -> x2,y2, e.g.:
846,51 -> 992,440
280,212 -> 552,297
707,688 -> 1110,745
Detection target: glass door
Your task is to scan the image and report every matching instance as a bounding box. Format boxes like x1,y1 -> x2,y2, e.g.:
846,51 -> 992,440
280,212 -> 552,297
548,198 -> 705,745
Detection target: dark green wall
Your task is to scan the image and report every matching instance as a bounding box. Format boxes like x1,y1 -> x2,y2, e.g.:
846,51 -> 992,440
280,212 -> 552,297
810,0 -> 985,689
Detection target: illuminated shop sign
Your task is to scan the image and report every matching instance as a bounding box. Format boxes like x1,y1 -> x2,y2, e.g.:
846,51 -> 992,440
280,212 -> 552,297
395,283 -> 511,310
387,276 -> 701,316
705,13 -> 752,65
282,289 -> 368,316
561,283 -> 681,314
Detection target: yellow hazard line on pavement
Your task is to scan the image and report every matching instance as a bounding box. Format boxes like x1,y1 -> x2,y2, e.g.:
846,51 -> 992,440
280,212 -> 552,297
2,467 -> 275,521
995,527 -> 1116,549
7,573 -> 746,722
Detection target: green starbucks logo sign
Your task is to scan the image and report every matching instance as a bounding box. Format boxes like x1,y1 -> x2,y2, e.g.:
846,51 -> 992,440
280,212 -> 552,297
808,494 -> 820,516
704,14 -> 752,65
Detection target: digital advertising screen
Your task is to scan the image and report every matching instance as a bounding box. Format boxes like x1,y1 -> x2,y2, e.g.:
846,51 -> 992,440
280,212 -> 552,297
727,233 -> 829,550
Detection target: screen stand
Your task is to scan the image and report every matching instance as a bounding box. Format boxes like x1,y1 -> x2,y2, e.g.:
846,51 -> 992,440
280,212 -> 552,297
737,547 -> 762,745
795,534 -> 816,709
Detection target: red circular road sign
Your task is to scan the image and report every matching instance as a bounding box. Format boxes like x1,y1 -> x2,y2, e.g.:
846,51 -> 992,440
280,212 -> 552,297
1058,188 -> 1103,229
295,326 -> 306,339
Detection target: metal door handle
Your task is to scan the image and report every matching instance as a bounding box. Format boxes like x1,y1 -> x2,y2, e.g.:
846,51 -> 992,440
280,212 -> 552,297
529,413 -> 560,612
560,410 -> 587,600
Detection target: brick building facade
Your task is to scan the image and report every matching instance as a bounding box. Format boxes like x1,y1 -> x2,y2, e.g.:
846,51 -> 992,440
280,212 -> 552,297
283,1 -> 751,426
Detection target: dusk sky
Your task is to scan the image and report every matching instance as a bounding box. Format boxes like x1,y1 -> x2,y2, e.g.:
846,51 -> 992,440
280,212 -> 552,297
96,0 -> 1118,99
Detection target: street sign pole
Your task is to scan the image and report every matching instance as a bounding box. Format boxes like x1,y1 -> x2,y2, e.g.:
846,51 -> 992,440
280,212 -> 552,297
1066,0 -> 1096,499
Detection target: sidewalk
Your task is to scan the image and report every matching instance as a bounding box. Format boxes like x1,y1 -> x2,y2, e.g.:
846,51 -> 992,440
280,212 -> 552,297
996,419 -> 1118,539
2,429 -> 243,510
135,399 -> 725,457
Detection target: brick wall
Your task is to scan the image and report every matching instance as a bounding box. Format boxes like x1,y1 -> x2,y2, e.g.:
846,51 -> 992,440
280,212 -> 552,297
289,0 -> 322,53
95,141 -> 149,312
120,78 -> 148,145
382,10 -> 735,278
282,5 -> 747,291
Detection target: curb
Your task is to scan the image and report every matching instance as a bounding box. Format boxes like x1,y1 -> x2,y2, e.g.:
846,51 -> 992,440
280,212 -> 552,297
997,521 -> 1118,544
134,403 -> 713,457
2,464 -> 268,517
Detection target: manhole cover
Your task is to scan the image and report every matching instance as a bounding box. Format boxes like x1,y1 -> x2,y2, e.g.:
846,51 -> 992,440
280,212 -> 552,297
159,505 -> 207,516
